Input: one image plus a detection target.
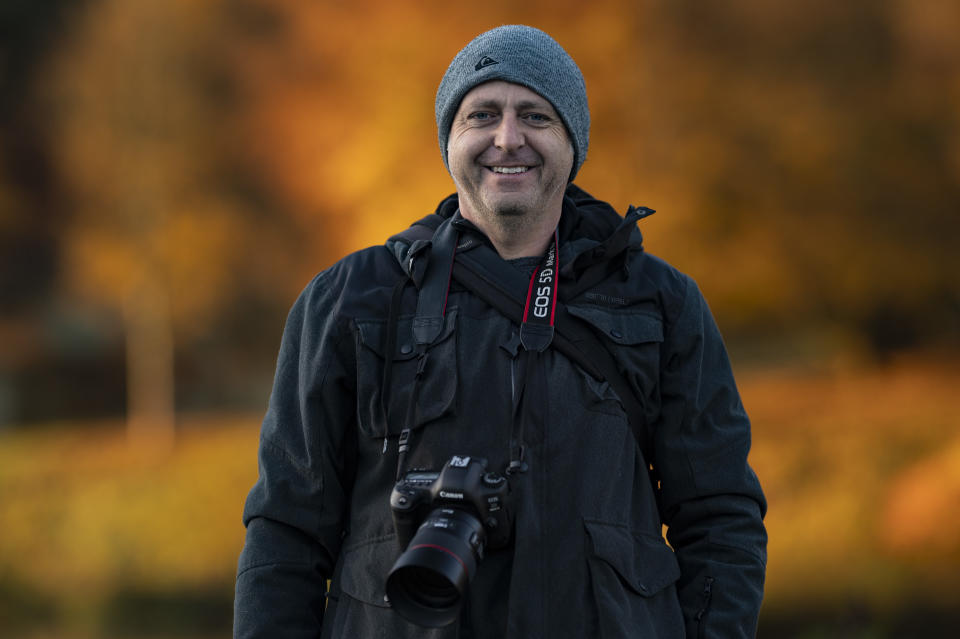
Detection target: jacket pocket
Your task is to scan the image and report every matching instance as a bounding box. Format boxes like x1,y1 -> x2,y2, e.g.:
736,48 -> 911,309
565,305 -> 664,412
324,535 -> 456,638
584,519 -> 685,639
337,535 -> 397,609
567,305 -> 664,346
355,308 -> 458,439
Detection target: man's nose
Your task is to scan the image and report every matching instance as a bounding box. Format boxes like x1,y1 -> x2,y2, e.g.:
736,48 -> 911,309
494,114 -> 525,152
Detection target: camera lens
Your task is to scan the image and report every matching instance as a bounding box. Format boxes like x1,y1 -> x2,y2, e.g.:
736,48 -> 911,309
385,508 -> 485,628
391,566 -> 459,609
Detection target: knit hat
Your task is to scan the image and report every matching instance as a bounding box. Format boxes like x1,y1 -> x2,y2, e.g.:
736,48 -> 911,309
436,25 -> 590,182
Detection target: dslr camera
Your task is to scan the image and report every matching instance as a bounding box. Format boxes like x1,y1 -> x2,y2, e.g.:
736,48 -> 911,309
385,455 -> 513,627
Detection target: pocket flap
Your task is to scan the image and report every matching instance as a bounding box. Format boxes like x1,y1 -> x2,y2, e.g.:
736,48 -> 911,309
338,535 -> 399,608
584,520 -> 680,596
357,309 -> 458,360
566,306 -> 663,345
354,308 -> 458,439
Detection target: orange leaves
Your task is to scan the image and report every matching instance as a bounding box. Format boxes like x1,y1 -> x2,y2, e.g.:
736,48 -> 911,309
881,436 -> 960,558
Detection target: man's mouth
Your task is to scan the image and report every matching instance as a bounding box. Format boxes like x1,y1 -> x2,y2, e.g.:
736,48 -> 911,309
488,166 -> 532,174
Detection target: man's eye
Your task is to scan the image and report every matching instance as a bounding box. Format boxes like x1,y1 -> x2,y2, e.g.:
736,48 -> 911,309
525,113 -> 549,122
469,112 -> 493,120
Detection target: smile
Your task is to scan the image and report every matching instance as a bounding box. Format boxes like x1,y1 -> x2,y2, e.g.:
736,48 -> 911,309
489,166 -> 531,174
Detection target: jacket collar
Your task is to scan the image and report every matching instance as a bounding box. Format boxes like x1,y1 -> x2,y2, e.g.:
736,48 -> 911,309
389,184 -> 654,280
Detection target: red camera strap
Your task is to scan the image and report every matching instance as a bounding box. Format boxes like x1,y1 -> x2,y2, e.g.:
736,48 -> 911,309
519,230 -> 559,353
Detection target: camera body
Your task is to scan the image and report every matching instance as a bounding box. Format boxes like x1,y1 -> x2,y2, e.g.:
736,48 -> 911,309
390,455 -> 512,550
385,455 -> 513,628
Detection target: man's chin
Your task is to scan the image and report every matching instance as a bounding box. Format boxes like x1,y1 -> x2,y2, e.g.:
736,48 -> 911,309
483,194 -> 533,218
493,204 -> 528,217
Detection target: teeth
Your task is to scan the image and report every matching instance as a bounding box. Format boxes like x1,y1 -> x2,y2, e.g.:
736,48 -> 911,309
491,166 -> 529,174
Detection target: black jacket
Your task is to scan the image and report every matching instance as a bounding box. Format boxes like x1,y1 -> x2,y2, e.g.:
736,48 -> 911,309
235,185 -> 767,638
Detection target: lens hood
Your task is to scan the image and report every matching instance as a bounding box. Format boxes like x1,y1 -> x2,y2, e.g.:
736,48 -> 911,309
385,508 -> 484,627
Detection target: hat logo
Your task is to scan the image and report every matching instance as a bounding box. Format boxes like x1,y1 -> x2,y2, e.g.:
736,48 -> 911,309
475,56 -> 499,71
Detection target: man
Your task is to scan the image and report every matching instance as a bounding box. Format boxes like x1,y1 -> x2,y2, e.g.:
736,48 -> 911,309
234,25 -> 766,639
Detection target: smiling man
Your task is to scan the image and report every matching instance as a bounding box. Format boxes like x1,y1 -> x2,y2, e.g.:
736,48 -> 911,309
235,25 -> 767,639
446,80 -> 573,258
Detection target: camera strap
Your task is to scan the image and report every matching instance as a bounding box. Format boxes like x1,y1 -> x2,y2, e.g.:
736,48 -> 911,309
518,232 -> 559,352
387,216 -> 560,479
387,211 -> 657,489
384,219 -> 459,478
452,246 -> 656,473
507,230 -> 559,473
389,212 -> 655,468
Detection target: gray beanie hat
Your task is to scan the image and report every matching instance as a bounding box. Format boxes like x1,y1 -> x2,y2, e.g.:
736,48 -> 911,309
436,25 -> 590,182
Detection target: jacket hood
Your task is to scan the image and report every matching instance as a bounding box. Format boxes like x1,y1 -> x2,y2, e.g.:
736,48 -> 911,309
387,184 -> 654,281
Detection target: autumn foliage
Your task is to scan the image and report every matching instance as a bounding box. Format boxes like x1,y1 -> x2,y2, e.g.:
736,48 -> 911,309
1,0 -> 959,637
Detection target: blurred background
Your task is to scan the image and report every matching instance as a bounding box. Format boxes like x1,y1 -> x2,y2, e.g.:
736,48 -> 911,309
1,0 -> 958,637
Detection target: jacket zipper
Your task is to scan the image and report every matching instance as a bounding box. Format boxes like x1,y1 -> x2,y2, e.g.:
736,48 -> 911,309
695,576 -> 714,639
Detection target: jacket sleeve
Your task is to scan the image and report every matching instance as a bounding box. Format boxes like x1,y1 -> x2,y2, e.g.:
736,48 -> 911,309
655,274 -> 767,639
234,272 -> 356,639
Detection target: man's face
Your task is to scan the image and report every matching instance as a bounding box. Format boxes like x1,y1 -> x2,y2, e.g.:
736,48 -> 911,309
447,81 -> 574,236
